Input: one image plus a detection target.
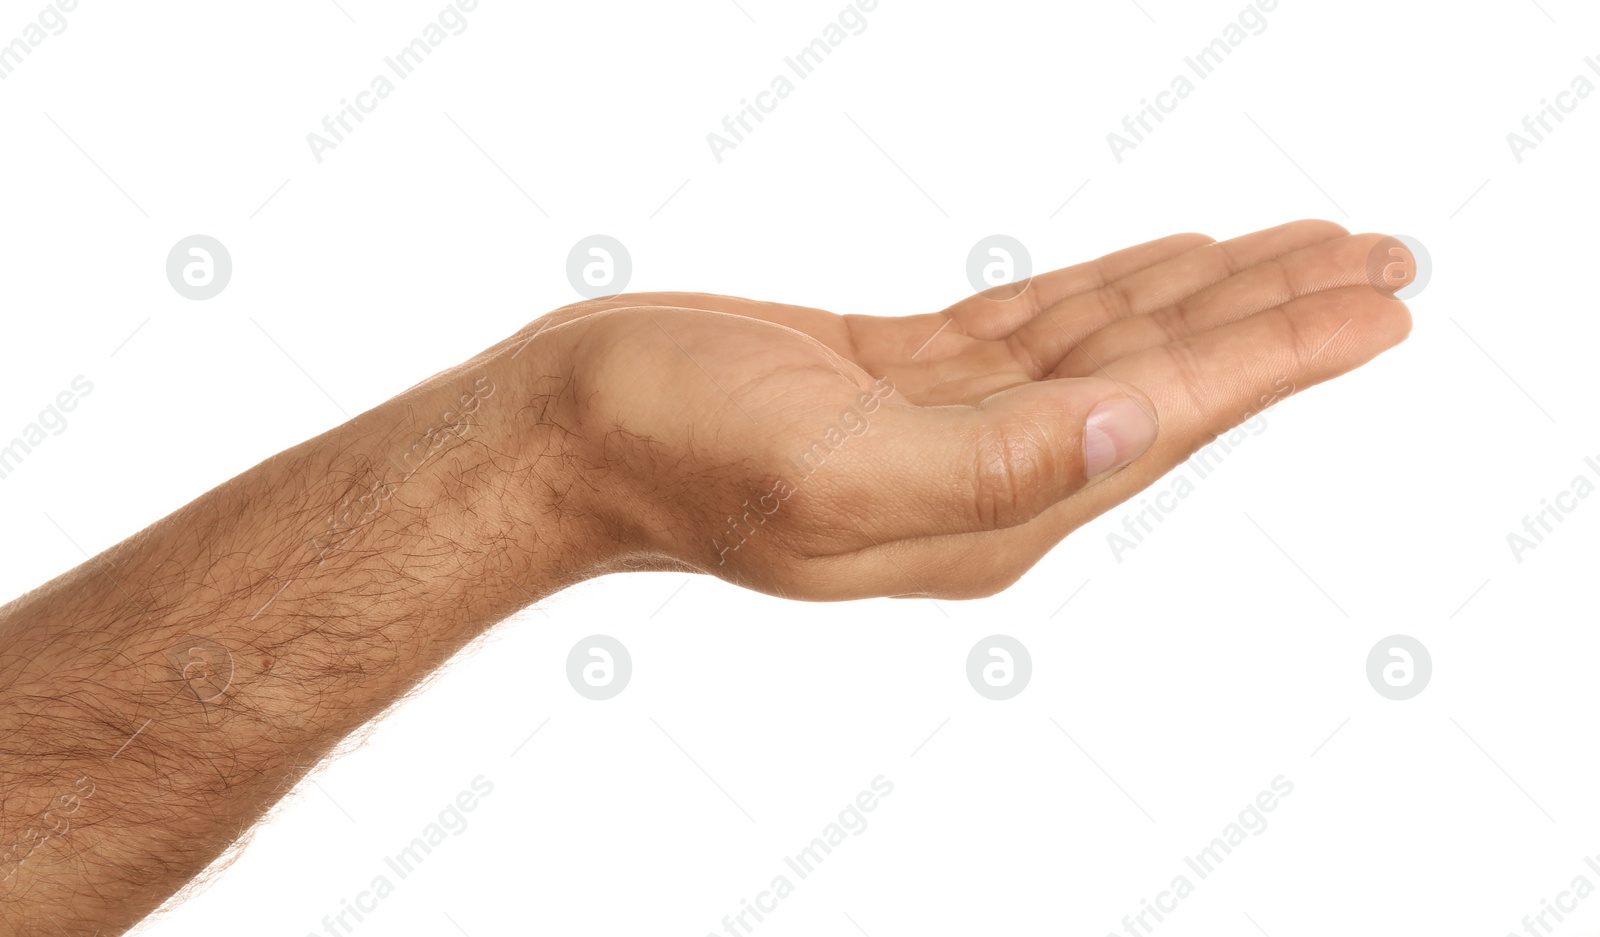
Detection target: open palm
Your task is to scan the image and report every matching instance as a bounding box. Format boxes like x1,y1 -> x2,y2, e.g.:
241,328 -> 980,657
506,219 -> 1411,600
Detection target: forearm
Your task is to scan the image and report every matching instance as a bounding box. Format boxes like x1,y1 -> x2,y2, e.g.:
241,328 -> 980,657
0,334 -> 596,934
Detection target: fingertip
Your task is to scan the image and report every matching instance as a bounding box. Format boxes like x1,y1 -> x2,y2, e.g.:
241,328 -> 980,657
1378,291 -> 1415,345
1360,233 -> 1430,300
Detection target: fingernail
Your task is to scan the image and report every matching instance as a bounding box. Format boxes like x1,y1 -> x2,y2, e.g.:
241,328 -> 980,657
1083,397 -> 1157,478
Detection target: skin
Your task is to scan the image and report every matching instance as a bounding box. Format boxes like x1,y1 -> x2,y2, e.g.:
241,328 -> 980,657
0,219 -> 1411,934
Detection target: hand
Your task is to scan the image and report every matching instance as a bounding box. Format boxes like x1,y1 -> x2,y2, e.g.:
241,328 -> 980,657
501,219 -> 1412,599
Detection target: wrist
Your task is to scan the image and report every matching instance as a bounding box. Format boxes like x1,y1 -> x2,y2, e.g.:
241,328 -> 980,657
348,337 -> 614,620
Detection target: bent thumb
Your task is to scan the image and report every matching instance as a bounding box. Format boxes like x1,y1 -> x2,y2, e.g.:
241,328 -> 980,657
909,379 -> 1159,534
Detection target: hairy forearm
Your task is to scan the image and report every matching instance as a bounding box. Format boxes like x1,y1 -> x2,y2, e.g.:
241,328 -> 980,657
0,334 -> 598,934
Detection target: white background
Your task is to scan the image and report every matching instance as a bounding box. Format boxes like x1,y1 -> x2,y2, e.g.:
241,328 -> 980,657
1,0 -> 1598,934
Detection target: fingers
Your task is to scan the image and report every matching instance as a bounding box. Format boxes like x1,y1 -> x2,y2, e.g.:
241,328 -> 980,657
1052,232 -> 1398,378
1114,285 -> 1412,430
940,232 -> 1215,340
934,231 -> 1209,337
793,280 -> 1411,600
1006,219 -> 1350,379
815,378 -> 1159,544
983,283 -> 1412,559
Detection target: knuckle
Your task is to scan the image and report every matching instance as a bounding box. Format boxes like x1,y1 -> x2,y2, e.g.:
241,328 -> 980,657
1097,278 -> 1137,322
969,426 -> 1048,531
1162,340 -> 1213,415
1270,305 -> 1313,373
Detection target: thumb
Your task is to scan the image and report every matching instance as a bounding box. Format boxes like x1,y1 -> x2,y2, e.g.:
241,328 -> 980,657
850,379 -> 1159,540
